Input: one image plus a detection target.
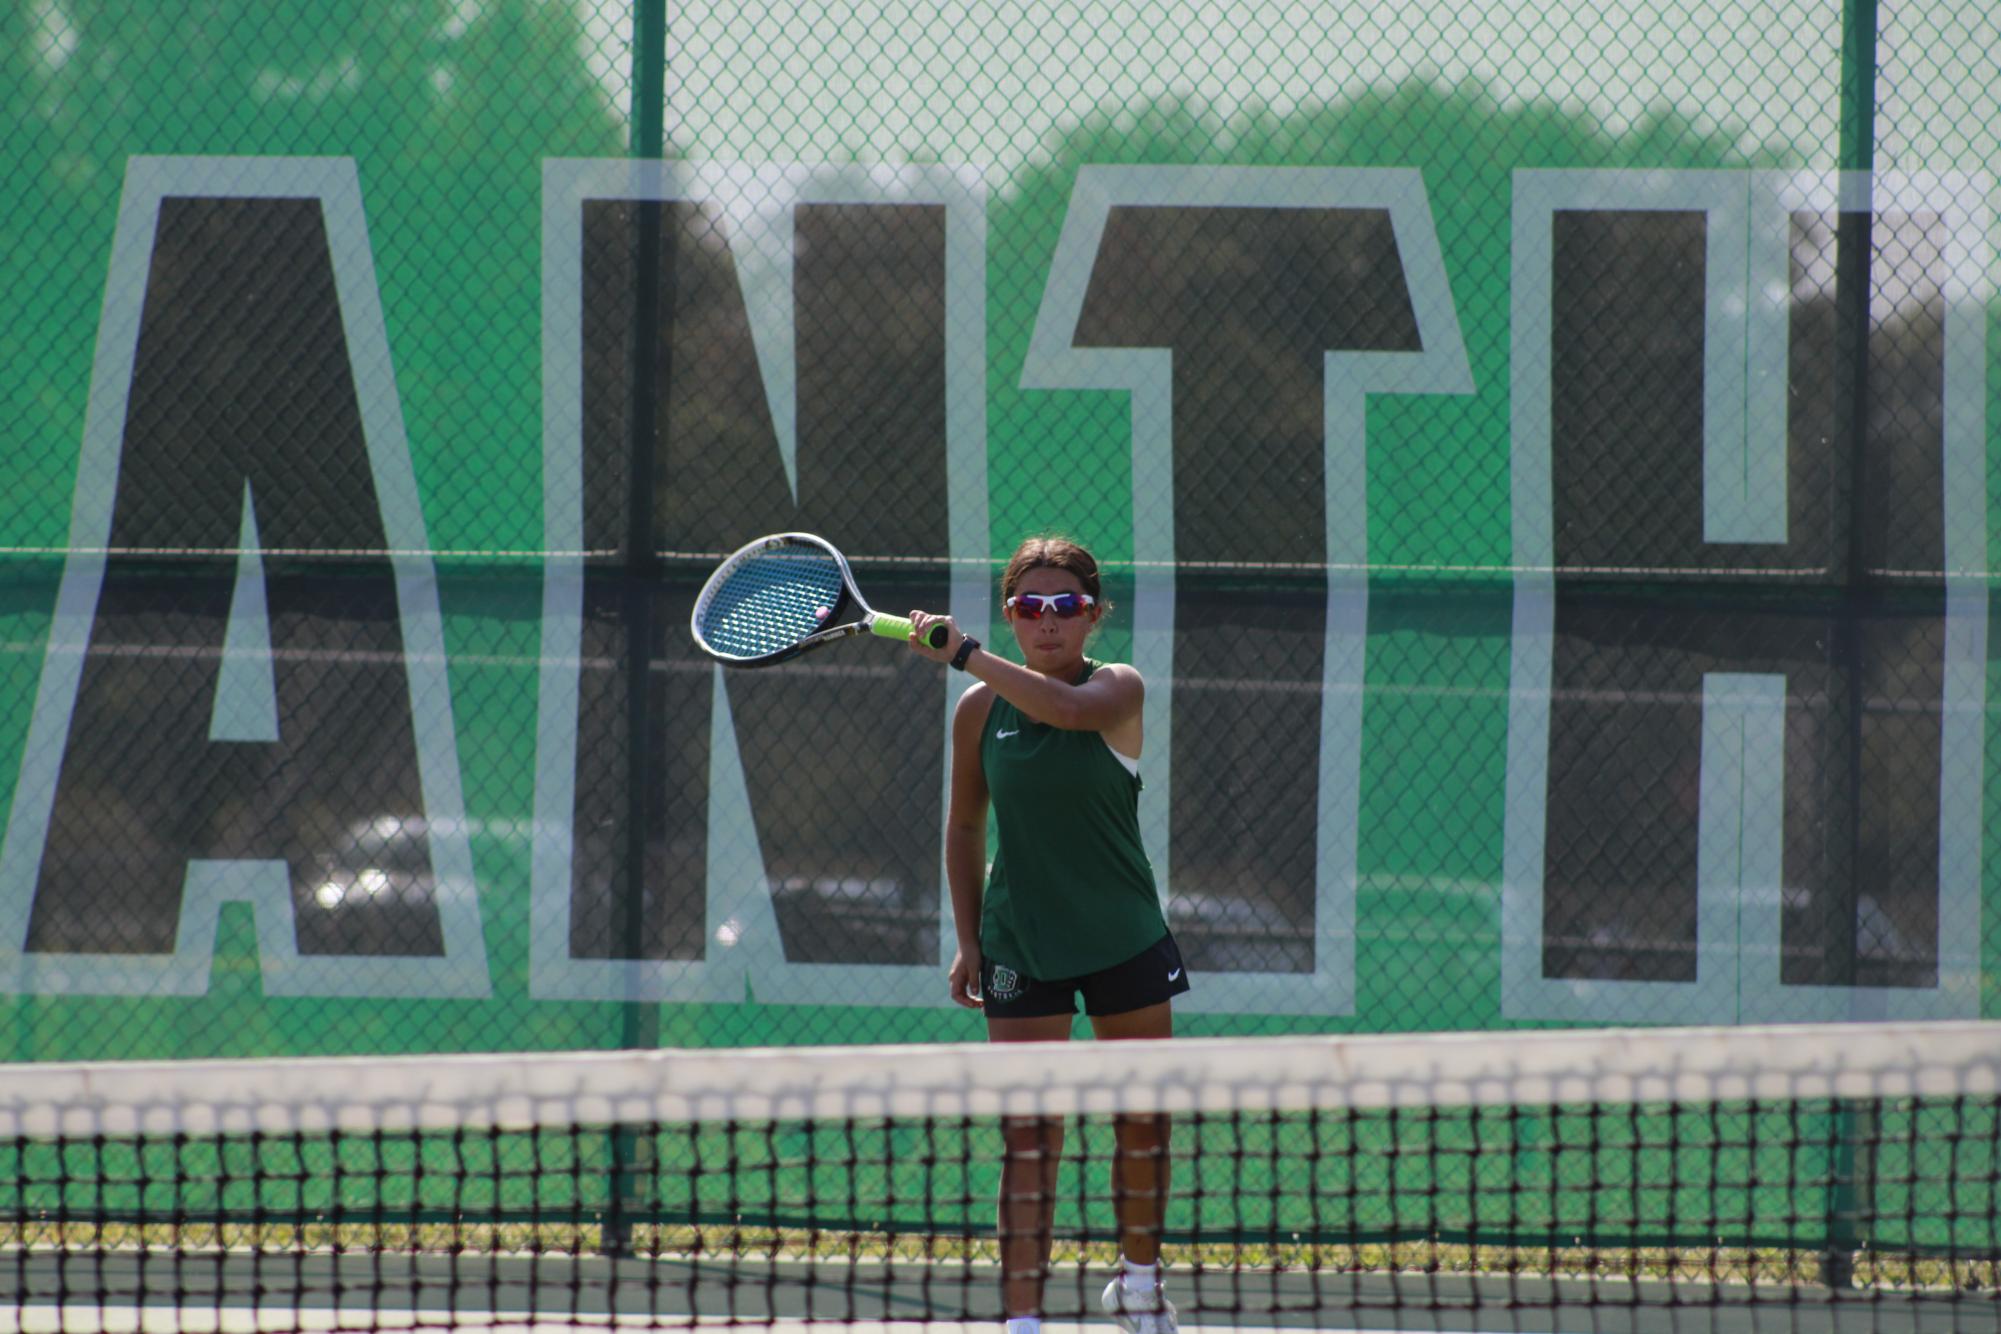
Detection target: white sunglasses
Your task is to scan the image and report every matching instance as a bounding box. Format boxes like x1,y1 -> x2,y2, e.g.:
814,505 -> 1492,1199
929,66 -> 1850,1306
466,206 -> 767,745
1004,592 -> 1097,619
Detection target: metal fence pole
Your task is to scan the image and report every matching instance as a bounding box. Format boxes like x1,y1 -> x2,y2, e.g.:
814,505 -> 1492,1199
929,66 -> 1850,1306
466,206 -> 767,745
608,0 -> 671,1260
1822,0 -> 1879,1291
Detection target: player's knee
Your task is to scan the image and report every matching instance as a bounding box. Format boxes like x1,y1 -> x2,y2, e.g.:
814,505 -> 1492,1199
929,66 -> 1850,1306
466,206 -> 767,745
1002,1114 -> 1065,1156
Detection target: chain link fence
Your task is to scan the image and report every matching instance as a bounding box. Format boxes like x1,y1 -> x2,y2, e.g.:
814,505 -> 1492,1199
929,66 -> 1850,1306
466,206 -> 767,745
0,0 -> 1994,1058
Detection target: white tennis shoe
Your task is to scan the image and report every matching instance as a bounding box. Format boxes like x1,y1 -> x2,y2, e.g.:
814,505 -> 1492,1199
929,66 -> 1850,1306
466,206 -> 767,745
1100,1274 -> 1178,1334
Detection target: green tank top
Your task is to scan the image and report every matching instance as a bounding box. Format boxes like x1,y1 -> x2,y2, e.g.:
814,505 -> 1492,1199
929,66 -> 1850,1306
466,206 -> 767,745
979,660 -> 1166,979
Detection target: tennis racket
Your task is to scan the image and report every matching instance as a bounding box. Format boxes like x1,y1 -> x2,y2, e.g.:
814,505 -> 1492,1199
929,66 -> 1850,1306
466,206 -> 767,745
690,532 -> 949,668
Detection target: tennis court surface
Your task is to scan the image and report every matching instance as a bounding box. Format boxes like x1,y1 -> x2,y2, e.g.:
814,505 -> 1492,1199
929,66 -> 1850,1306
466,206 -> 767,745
4,1023 -> 1995,1332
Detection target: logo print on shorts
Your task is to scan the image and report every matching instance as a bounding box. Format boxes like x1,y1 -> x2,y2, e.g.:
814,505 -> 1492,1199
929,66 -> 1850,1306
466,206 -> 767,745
989,964 -> 1021,1001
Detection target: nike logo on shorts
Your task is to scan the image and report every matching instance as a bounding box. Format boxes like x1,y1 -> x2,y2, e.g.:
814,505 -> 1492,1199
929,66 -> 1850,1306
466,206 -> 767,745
1167,968 -> 1182,981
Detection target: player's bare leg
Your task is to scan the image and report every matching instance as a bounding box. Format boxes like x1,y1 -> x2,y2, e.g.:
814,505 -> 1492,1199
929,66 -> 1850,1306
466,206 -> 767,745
1090,1003 -> 1176,1333
990,1013 -> 1072,1327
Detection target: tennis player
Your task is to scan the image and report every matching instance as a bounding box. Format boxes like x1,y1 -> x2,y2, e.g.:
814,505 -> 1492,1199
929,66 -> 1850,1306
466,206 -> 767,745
908,535 -> 1186,1334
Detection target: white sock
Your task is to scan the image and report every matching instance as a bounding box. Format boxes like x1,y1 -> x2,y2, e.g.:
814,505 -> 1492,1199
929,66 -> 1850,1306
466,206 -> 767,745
1119,1257 -> 1159,1294
1006,1318 -> 1042,1334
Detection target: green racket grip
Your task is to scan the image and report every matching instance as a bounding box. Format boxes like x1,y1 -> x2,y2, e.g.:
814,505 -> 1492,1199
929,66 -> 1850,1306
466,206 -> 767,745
869,614 -> 949,648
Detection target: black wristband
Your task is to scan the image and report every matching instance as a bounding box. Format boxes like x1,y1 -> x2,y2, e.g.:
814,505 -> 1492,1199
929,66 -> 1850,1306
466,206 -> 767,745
949,636 -> 980,671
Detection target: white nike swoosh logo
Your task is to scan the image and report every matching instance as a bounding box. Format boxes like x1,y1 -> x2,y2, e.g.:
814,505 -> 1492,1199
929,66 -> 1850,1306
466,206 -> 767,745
996,729 -> 1019,738
1167,968 -> 1182,981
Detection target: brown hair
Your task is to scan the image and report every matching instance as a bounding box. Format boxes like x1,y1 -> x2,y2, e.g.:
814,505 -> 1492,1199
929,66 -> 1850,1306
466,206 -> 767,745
1000,534 -> 1106,610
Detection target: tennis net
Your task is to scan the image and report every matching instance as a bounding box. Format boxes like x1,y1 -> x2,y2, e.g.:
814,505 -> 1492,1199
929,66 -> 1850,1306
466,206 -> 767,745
2,1022 -> 1996,1333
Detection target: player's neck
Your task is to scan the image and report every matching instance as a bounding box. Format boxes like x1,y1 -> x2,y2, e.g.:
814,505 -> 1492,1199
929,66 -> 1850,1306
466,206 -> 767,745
1032,656 -> 1089,685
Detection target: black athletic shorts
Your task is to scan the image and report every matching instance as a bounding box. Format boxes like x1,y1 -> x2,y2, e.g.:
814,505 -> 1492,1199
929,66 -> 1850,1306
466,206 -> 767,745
980,931 -> 1191,1019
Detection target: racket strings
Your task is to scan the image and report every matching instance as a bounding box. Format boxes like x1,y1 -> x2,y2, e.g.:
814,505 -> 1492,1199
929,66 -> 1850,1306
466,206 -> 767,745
697,546 -> 849,659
